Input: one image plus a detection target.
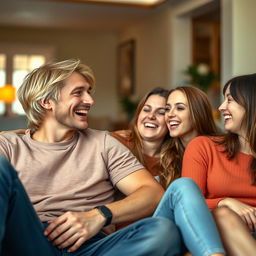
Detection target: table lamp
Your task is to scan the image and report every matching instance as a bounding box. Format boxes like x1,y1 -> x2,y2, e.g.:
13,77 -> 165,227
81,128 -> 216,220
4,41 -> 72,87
0,84 -> 16,116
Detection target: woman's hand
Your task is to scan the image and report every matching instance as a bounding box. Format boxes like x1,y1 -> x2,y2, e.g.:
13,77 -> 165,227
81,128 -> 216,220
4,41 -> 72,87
218,198 -> 256,232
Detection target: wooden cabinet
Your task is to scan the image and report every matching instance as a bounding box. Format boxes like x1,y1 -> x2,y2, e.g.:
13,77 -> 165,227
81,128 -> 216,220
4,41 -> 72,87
192,19 -> 221,113
192,20 -> 220,76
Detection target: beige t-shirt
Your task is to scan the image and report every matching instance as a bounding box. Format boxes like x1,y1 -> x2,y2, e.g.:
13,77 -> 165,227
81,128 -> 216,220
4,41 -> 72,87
0,129 -> 144,222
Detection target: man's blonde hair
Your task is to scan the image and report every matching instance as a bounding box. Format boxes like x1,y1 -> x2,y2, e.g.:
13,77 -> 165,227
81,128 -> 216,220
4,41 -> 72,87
18,59 -> 95,130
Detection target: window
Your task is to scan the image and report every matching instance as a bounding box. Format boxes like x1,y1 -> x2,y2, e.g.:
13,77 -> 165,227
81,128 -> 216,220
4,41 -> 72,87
0,44 -> 55,115
12,55 -> 46,115
0,54 -> 7,114
0,54 -> 6,86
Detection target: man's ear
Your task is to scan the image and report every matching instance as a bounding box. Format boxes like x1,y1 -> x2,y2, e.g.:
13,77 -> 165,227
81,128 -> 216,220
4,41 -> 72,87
39,99 -> 54,110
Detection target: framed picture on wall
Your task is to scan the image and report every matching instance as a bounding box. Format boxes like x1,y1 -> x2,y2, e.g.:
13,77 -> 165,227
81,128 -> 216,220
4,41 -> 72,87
117,39 -> 136,96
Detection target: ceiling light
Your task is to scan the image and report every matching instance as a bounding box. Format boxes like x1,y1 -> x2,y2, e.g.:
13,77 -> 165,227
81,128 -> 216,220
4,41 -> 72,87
72,0 -> 166,7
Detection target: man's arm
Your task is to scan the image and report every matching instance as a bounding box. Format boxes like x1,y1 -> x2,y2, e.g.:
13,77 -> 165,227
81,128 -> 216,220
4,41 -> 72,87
106,168 -> 164,223
44,168 -> 164,252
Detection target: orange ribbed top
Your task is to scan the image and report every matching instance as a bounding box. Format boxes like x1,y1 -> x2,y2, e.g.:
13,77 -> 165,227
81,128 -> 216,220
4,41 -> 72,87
182,136 -> 256,210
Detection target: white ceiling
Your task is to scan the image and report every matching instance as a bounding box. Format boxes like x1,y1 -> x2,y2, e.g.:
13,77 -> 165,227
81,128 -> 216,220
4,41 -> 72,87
0,0 -> 178,31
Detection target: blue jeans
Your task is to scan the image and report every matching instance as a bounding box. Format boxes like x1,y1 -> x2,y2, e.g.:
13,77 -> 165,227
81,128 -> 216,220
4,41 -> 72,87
0,156 -> 182,256
154,178 -> 225,256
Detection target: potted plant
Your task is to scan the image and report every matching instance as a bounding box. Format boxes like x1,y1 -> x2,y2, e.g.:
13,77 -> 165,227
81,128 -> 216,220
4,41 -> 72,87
185,63 -> 216,92
120,95 -> 139,121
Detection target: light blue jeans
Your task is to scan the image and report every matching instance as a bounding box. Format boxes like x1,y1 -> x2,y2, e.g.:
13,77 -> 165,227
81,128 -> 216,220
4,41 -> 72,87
0,156 -> 182,256
154,177 -> 225,256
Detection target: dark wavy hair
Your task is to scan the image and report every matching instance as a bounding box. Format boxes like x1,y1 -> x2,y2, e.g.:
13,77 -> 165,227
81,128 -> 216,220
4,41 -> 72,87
216,73 -> 256,184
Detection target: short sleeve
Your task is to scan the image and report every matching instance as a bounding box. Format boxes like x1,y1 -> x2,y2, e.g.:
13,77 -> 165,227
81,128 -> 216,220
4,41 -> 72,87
104,133 -> 144,186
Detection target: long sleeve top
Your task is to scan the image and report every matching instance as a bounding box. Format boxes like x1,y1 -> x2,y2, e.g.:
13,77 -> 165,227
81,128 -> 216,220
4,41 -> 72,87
182,136 -> 256,210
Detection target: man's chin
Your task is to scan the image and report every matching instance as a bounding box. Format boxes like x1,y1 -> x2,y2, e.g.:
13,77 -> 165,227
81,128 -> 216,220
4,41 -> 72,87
77,123 -> 89,131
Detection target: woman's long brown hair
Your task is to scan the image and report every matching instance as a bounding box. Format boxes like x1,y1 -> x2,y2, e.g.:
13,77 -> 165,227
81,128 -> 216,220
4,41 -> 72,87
216,74 -> 256,184
159,86 -> 218,188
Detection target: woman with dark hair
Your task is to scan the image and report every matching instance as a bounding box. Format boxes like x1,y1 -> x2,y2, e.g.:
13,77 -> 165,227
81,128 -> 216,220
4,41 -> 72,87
182,73 -> 256,255
160,86 -> 219,188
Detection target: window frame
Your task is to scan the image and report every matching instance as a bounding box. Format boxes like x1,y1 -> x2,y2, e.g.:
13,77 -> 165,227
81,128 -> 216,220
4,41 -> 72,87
0,43 -> 56,115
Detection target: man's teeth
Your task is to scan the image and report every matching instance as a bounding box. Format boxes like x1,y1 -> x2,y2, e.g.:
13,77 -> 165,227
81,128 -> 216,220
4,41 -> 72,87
224,115 -> 232,120
75,110 -> 87,115
144,123 -> 157,128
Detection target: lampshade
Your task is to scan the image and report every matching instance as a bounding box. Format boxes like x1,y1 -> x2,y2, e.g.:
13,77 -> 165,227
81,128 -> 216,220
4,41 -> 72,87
0,85 -> 16,103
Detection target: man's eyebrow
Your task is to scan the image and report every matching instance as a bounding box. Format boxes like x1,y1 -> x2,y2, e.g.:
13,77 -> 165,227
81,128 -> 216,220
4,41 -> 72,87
71,86 -> 92,93
71,86 -> 84,91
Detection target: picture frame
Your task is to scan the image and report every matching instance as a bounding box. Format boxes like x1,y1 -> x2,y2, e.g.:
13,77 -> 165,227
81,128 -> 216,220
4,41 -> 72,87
117,39 -> 136,96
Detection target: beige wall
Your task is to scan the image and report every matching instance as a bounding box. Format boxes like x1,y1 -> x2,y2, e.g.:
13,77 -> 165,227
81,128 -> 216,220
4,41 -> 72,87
119,6 -> 172,97
221,0 -> 256,84
221,0 -> 233,85
233,0 -> 256,76
0,26 -> 119,124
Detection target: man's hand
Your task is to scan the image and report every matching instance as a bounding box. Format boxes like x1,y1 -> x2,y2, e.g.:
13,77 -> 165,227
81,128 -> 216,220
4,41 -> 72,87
102,224 -> 116,235
44,209 -> 106,252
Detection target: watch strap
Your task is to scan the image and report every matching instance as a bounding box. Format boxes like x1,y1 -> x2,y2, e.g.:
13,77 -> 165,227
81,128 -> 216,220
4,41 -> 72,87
95,205 -> 113,226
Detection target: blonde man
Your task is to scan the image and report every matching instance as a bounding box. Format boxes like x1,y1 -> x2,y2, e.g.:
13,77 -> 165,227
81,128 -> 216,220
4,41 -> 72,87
0,59 -> 180,256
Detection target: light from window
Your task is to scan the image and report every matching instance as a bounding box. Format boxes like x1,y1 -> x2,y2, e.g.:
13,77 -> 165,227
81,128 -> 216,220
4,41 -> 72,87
12,55 -> 46,115
0,54 -> 6,114
0,54 -> 6,86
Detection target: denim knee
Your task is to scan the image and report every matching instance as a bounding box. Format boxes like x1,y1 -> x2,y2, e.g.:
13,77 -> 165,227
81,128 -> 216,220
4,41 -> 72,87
146,217 -> 182,255
169,177 -> 198,194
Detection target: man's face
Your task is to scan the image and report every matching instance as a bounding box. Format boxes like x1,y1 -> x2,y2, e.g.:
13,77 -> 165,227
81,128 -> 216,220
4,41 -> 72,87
50,72 -> 94,131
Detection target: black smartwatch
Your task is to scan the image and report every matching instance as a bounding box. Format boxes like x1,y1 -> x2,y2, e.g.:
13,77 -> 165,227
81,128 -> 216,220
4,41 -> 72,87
95,205 -> 113,226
